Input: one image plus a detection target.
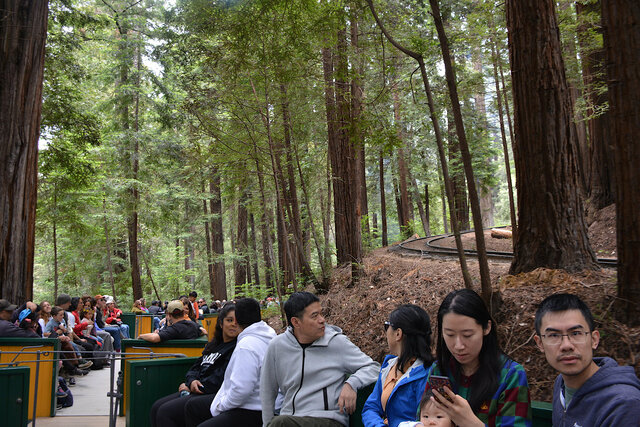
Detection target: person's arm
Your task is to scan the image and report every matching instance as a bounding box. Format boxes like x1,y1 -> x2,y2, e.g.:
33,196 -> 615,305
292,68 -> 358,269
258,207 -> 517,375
260,342 -> 279,426
339,335 -> 381,391
211,346 -> 260,416
360,365 -> 386,427
185,356 -> 204,389
138,332 -> 161,343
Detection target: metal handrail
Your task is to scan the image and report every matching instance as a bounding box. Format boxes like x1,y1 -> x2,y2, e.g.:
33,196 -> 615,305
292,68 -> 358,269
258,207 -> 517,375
0,349 -> 187,427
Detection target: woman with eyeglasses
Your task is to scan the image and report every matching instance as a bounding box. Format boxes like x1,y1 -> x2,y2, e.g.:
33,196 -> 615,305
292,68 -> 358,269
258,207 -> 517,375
425,289 -> 532,427
362,304 -> 434,427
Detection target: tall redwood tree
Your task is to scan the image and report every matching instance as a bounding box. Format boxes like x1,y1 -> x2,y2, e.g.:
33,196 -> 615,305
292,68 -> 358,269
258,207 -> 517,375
0,1 -> 48,303
506,0 -> 598,273
602,0 -> 640,325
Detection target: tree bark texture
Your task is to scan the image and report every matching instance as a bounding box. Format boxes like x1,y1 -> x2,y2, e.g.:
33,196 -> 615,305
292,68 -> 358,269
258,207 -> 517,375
0,1 -> 48,304
330,26 -> 362,277
576,1 -> 615,218
393,87 -> 411,231
209,169 -> 227,300
601,0 -> 640,325
379,152 -> 389,246
506,0 -> 598,273
203,183 -> 216,294
234,187 -> 249,291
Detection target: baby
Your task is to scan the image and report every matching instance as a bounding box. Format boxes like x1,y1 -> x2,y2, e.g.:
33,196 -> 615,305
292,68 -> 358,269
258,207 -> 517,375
398,390 -> 455,427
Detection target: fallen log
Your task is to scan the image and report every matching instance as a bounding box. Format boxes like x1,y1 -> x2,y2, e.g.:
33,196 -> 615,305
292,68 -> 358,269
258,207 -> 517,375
491,228 -> 512,239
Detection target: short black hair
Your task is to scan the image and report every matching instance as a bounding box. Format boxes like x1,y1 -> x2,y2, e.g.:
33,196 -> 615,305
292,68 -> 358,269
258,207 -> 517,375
189,291 -> 198,298
284,292 -> 319,327
56,294 -> 71,307
535,293 -> 595,335
234,298 -> 261,328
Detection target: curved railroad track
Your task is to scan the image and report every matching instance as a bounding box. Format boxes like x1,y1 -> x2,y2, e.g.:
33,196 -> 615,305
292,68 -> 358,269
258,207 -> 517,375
397,228 -> 617,268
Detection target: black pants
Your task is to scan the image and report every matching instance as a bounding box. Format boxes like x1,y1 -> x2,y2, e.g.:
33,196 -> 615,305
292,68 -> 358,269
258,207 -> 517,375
150,392 -> 216,427
196,408 -> 262,427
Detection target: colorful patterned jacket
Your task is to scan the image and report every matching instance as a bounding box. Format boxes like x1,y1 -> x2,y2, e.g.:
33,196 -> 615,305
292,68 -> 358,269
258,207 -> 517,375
425,357 -> 532,427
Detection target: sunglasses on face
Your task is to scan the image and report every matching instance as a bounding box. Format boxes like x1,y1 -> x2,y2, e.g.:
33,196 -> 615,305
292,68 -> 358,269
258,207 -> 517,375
384,321 -> 394,332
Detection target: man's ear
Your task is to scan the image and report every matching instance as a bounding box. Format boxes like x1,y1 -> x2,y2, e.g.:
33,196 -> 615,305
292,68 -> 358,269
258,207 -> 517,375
534,334 -> 544,352
290,317 -> 300,329
591,329 -> 600,350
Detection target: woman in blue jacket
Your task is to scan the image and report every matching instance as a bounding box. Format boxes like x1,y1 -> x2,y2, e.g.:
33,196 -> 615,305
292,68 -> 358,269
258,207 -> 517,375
362,304 -> 434,427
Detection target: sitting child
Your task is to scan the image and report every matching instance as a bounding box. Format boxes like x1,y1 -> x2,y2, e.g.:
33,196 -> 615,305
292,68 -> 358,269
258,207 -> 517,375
398,390 -> 455,427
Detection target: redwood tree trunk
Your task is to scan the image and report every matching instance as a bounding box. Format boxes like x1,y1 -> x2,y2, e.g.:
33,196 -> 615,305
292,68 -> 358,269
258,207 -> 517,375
234,188 -> 249,291
601,0 -> 640,325
0,1 -> 48,304
379,152 -> 389,246
506,0 -> 598,273
576,1 -> 615,218
209,169 -> 227,300
330,26 -> 362,280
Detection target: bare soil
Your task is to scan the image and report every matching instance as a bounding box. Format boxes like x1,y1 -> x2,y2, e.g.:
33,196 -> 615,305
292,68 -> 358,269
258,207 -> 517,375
267,205 -> 639,401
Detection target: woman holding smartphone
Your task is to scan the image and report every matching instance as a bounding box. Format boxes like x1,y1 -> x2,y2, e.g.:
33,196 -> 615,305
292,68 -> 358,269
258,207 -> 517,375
362,304 -> 434,427
426,289 -> 531,427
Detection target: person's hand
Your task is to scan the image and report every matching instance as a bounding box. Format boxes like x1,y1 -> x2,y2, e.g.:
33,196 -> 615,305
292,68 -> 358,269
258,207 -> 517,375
58,335 -> 70,343
190,379 -> 204,394
337,382 -> 356,414
431,387 -> 484,427
80,338 -> 87,343
199,327 -> 208,336
178,382 -> 189,393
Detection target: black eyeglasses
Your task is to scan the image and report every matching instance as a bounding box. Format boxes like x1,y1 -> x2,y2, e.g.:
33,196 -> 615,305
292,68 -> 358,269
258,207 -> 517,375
540,330 -> 591,346
384,321 -> 394,332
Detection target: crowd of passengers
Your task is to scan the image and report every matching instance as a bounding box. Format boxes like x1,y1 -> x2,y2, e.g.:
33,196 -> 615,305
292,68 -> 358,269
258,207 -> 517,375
0,291 -> 219,384
2,289 -> 640,426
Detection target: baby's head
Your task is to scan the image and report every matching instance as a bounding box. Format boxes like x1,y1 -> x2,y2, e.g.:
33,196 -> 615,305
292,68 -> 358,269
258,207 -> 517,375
418,390 -> 454,427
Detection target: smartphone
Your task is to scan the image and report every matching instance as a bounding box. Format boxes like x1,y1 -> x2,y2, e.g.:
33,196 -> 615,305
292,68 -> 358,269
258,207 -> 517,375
428,375 -> 454,403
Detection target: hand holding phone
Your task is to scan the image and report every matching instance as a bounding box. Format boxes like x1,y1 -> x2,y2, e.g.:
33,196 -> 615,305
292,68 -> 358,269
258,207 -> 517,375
428,375 -> 454,403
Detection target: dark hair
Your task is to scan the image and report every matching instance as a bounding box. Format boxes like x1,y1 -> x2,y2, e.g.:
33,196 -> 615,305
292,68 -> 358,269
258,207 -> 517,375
56,294 -> 71,307
234,298 -> 261,328
204,303 -> 236,352
534,293 -> 595,334
189,291 -> 198,298
284,292 -> 319,327
418,389 -> 436,414
388,304 -> 434,372
70,297 -> 80,312
51,306 -> 63,317
436,289 -> 502,413
180,297 -> 196,321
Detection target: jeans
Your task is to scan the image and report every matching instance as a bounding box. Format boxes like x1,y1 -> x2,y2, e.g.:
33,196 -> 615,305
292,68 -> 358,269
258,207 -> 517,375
104,325 -> 122,350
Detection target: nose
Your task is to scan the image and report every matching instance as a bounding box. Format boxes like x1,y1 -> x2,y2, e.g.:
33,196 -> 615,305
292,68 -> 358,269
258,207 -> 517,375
559,334 -> 575,350
318,314 -> 325,324
454,336 -> 465,350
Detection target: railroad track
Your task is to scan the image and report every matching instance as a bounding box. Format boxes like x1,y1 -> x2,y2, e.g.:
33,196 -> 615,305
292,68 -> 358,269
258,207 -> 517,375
397,228 -> 617,268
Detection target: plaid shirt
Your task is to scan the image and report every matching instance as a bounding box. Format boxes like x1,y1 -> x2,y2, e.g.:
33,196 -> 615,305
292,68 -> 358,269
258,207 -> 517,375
425,357 -> 532,427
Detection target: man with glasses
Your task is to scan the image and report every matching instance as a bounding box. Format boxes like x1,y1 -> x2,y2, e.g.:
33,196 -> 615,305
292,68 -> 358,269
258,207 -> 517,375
534,293 -> 640,426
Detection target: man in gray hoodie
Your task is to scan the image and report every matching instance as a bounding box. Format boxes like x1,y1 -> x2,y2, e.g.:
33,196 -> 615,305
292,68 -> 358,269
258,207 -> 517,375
534,293 -> 640,426
260,292 -> 379,427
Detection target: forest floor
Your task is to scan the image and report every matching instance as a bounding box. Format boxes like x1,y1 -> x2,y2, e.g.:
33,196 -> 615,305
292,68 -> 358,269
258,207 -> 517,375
267,204 -> 638,401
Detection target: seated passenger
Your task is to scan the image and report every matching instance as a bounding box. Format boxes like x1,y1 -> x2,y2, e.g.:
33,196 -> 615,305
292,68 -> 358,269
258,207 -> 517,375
132,299 -> 145,314
362,304 -> 434,427
534,293 -> 640,426
150,303 -> 239,427
425,289 -> 531,427
105,297 -> 130,338
139,300 -> 202,342
0,300 -> 39,338
197,298 -> 276,427
261,291 -> 380,427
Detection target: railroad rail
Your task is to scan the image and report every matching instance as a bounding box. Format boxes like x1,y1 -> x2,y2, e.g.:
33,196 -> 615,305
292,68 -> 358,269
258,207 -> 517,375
397,228 -> 617,267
